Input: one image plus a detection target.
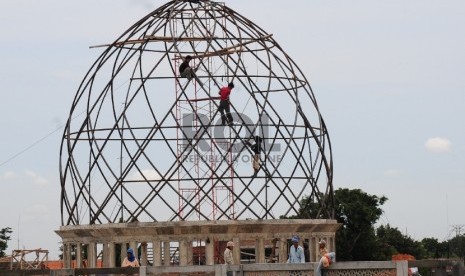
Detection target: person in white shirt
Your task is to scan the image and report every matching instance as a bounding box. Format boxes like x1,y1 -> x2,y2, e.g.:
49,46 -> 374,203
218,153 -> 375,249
287,236 -> 305,263
224,241 -> 234,276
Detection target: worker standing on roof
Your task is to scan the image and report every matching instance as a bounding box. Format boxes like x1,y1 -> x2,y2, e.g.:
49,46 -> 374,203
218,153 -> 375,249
179,55 -> 203,87
224,241 -> 234,276
122,248 -> 140,267
287,236 -> 305,263
218,82 -> 234,126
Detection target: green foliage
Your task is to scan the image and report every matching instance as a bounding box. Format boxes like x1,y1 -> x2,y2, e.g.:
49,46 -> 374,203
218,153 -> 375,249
296,188 -> 387,261
421,237 -> 449,259
448,235 -> 465,259
293,187 -> 465,262
333,188 -> 387,261
376,224 -> 426,259
0,227 -> 13,257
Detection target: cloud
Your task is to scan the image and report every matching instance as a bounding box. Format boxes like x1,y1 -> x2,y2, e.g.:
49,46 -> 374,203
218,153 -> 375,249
1,171 -> 17,179
24,170 -> 49,187
424,137 -> 452,153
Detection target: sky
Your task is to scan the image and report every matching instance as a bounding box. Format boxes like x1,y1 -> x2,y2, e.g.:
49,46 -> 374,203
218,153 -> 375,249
1,0 -> 465,259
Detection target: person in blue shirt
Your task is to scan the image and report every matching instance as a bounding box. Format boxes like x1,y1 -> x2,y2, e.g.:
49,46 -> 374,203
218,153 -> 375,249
287,236 -> 305,263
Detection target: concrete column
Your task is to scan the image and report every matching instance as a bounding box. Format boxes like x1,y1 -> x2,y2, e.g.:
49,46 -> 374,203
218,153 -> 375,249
255,237 -> 265,263
329,236 -> 335,253
163,241 -> 171,266
139,266 -> 147,276
129,241 -> 138,258
310,237 -> 316,262
313,237 -> 320,262
454,261 -> 465,276
121,243 -> 128,265
63,243 -> 71,268
75,243 -> 82,268
395,260 -> 408,276
179,239 -> 188,266
232,237 -> 240,265
205,238 -> 214,265
152,240 -> 162,266
279,238 -> 287,263
108,242 -> 115,268
215,264 -> 227,275
187,241 -> 193,265
140,242 -> 148,266
88,242 -> 97,268
102,243 -> 109,267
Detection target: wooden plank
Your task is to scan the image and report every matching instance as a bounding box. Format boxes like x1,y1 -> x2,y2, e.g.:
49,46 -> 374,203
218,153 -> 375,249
174,34 -> 273,59
89,35 -> 218,49
90,34 -> 273,57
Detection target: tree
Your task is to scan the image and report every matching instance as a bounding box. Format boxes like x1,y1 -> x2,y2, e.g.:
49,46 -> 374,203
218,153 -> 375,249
448,235 -> 465,259
333,188 -> 387,261
0,227 -> 12,257
421,237 -> 449,259
297,188 -> 387,261
376,224 -> 426,260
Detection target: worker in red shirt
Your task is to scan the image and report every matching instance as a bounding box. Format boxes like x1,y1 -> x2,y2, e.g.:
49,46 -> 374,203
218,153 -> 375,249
218,82 -> 234,126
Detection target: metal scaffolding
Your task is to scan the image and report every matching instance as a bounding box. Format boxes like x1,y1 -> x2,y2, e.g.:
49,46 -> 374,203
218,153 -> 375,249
60,0 -> 334,226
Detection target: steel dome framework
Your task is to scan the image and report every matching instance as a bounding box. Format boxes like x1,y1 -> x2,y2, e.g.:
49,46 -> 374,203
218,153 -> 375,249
60,0 -> 334,226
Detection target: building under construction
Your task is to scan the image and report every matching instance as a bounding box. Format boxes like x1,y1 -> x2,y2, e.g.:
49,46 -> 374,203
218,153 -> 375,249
57,0 -> 338,267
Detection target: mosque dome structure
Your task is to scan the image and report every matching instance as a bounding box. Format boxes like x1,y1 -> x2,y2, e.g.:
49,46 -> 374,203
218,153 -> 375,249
59,0 -> 334,226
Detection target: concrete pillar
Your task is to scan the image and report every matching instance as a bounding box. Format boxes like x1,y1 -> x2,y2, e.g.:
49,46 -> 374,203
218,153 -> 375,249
139,266 -> 147,276
102,242 -> 109,267
152,240 -> 162,266
187,241 -> 193,265
215,264 -> 227,275
63,243 -> 71,268
75,243 -> 82,268
129,241 -> 138,259
395,260 -> 408,276
88,242 -> 97,268
329,236 -> 335,252
255,237 -> 265,263
108,242 -> 116,268
205,237 -> 214,265
279,238 -> 287,263
232,237 -> 240,265
454,261 -> 465,276
313,237 -> 320,262
163,241 -> 171,266
179,239 -> 188,266
140,242 -> 148,266
121,243 -> 128,265
310,237 -> 316,262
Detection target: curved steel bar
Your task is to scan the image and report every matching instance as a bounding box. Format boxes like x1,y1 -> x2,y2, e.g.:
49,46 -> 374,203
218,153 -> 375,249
60,0 -> 334,225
